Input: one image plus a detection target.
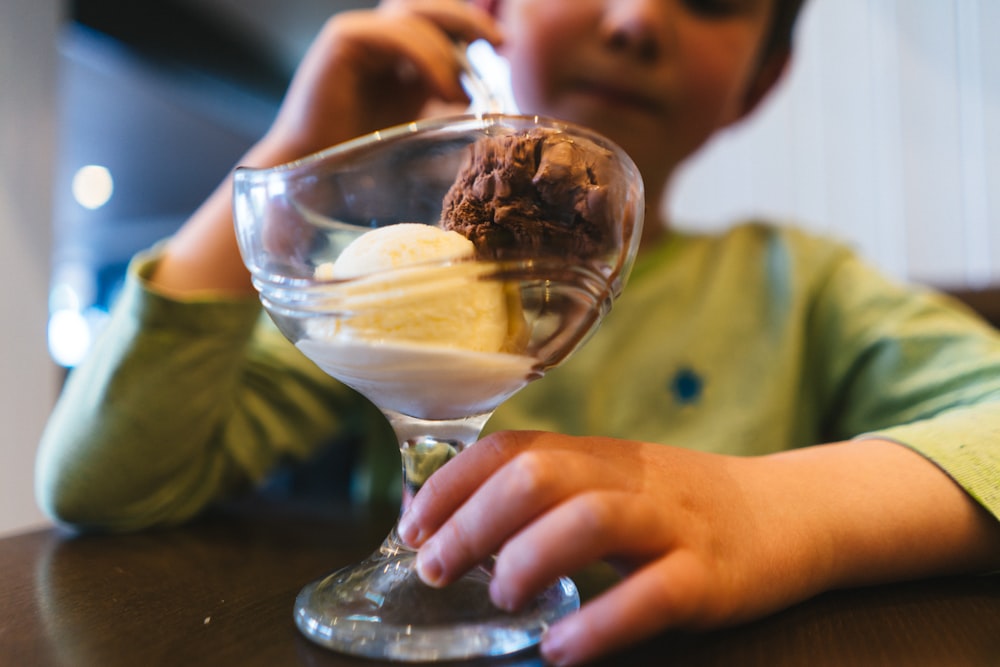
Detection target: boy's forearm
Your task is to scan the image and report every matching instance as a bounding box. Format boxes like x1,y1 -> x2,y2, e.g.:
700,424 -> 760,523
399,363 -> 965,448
762,438 -> 1000,592
149,138 -> 303,296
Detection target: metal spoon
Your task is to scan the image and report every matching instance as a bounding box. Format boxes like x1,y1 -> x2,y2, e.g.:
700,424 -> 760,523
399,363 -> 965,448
454,41 -> 509,115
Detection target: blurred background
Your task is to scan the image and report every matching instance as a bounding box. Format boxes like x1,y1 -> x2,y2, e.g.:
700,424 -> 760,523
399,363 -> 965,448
2,0 -> 997,536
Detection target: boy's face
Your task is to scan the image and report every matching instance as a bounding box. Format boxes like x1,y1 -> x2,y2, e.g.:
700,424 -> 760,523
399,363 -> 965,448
481,0 -> 783,187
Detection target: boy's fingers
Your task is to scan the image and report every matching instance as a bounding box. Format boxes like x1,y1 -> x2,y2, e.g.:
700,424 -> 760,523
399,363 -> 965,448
320,7 -> 494,103
412,449 -> 620,585
399,431 -> 541,546
541,554 -> 711,666
382,0 -> 504,46
365,16 -> 470,100
490,491 -> 672,610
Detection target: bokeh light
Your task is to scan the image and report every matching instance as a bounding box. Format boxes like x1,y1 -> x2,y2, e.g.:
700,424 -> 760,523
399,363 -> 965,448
71,164 -> 114,210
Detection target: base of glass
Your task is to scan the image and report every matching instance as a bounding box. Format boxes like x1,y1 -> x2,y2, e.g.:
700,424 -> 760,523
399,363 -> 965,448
294,530 -> 579,661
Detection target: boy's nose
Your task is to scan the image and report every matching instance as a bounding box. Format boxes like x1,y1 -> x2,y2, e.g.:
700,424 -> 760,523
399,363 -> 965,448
600,0 -> 672,62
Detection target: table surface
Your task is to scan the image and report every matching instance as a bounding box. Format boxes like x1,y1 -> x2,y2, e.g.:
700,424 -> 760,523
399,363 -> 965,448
3,499 -> 999,667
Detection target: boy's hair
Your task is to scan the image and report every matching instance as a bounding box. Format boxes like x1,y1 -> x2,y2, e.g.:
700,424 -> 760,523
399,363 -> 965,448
766,0 -> 806,58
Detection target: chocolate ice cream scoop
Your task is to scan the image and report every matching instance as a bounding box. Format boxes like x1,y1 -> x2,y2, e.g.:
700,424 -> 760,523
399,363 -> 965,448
440,129 -> 616,261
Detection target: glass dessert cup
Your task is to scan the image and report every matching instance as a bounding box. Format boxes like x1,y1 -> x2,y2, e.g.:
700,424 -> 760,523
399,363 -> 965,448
233,114 -> 644,661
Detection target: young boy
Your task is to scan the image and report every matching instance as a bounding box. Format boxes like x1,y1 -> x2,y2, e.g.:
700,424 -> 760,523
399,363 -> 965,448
37,1 -> 1000,665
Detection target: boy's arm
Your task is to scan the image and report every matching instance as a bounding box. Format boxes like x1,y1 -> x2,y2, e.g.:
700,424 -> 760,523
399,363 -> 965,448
35,256 -> 371,532
397,431 -> 1000,667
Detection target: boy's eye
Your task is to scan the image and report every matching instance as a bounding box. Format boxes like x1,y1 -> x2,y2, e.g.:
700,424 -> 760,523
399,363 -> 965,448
682,0 -> 750,18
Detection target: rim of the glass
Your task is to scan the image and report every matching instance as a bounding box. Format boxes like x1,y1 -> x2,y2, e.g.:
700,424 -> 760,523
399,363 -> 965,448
233,113 -> 641,183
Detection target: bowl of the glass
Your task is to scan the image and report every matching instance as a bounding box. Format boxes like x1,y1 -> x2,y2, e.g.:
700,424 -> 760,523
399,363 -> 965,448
233,114 -> 644,420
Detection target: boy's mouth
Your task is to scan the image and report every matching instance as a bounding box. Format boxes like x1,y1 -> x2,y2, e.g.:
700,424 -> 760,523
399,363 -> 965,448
570,79 -> 664,115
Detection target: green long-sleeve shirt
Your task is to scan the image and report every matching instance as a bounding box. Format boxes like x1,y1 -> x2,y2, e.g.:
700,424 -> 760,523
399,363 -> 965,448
36,222 -> 1000,531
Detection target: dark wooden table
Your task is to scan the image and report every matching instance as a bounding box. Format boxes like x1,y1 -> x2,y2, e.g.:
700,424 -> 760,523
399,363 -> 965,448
3,499 -> 999,666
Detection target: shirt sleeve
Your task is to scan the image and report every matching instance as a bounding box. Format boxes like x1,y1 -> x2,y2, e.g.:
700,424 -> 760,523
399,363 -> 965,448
807,246 -> 1000,518
35,247 -> 385,532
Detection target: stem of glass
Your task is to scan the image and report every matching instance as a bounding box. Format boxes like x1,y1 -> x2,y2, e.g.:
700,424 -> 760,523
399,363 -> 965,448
381,408 -> 495,517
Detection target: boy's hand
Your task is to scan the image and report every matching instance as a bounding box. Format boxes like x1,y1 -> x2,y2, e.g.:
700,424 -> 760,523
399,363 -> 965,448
398,431 -> 820,664
264,0 -> 502,158
398,431 -> 1000,665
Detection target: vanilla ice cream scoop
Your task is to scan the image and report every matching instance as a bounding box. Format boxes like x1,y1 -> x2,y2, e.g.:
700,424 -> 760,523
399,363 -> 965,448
312,223 -> 511,353
301,223 -> 533,420
322,223 -> 474,279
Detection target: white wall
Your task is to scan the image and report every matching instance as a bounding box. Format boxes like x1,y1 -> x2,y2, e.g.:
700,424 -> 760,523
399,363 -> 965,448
0,0 -> 62,536
671,0 -> 999,289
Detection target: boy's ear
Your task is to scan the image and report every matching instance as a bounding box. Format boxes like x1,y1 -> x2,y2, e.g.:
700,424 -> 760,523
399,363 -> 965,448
735,48 -> 791,123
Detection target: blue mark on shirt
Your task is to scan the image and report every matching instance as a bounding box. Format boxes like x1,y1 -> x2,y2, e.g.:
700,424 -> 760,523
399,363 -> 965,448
669,367 -> 703,405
